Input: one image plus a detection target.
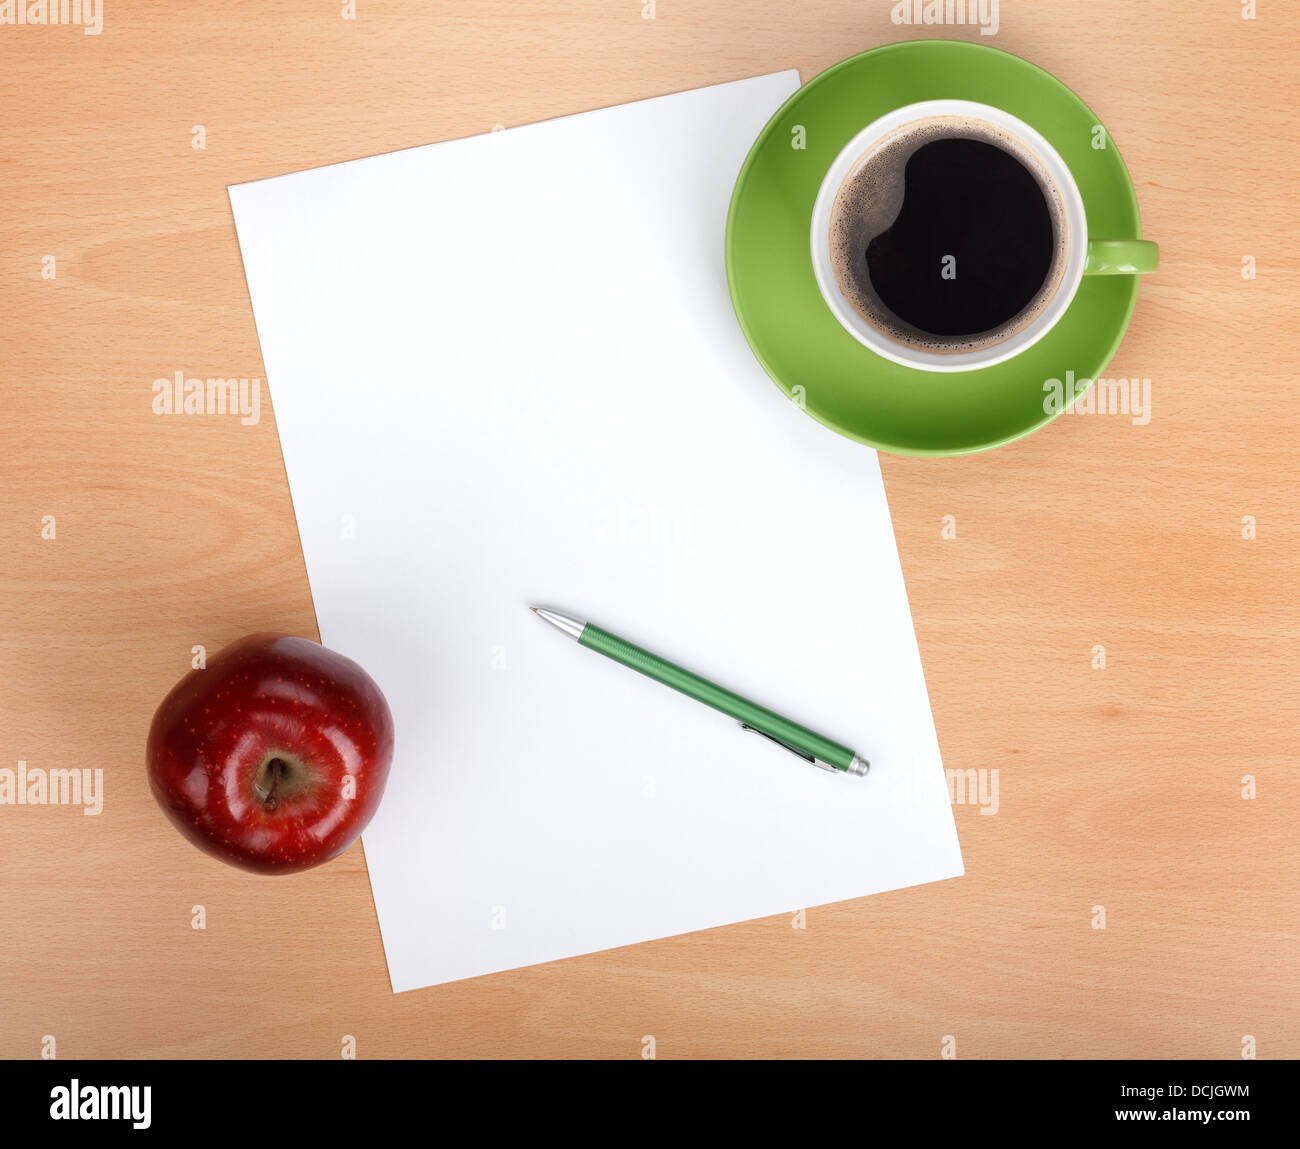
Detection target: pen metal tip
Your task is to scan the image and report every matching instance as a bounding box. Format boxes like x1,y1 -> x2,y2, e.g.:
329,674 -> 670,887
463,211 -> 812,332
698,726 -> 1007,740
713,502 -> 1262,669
530,607 -> 586,639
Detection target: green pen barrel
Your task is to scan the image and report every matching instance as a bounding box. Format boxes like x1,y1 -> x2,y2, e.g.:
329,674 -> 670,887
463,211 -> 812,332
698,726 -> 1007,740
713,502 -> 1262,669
578,623 -> 856,771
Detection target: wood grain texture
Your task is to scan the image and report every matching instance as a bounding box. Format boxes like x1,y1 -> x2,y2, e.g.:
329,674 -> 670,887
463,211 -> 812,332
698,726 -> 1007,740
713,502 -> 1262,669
1,1 -> 1297,1060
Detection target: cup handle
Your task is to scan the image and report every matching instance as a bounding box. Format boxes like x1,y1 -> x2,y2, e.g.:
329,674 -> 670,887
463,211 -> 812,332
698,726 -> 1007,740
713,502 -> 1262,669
1084,239 -> 1159,275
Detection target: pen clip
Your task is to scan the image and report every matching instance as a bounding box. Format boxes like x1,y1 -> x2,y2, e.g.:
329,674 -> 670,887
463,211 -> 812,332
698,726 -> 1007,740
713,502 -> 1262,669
739,723 -> 839,772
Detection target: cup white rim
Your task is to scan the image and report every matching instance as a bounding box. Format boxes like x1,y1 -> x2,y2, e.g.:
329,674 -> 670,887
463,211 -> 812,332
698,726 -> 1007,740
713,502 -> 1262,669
809,99 -> 1089,373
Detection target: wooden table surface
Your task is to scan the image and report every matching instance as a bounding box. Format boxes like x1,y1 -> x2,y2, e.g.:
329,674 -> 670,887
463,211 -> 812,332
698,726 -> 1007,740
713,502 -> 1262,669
2,1 -> 1297,1060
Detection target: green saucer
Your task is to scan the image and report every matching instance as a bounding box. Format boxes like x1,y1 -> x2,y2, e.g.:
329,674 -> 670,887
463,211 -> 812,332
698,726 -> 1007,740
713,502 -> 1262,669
725,40 -> 1148,455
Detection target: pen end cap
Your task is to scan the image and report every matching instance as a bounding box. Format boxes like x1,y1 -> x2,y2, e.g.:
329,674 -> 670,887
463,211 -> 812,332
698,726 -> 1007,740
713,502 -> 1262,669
848,755 -> 870,777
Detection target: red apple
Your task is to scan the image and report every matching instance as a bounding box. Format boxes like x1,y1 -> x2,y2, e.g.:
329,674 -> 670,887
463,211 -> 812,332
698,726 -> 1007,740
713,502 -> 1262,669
146,634 -> 394,874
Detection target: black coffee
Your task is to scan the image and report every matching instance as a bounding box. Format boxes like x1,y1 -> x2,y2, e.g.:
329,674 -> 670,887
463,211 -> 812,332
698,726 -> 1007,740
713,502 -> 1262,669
828,117 -> 1066,353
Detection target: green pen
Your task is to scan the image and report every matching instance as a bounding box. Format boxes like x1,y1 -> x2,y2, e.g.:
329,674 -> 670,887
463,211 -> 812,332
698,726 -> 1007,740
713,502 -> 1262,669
530,607 -> 869,776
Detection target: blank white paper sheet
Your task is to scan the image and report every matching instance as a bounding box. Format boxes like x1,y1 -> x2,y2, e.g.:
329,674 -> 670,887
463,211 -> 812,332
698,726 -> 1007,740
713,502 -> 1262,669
229,71 -> 963,992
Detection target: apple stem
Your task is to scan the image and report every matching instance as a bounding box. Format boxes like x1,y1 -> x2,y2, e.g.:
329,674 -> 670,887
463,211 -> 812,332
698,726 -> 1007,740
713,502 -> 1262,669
264,757 -> 285,812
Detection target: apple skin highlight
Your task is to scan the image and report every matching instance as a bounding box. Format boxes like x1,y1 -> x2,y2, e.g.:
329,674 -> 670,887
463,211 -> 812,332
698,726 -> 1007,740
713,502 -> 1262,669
146,634 -> 395,874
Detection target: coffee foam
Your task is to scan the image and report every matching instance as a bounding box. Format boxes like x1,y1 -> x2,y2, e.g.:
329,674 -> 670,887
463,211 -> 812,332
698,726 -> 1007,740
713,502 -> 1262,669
827,116 -> 1069,354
